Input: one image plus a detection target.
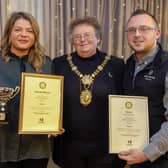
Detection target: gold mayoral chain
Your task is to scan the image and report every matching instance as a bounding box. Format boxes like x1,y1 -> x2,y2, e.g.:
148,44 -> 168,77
67,54 -> 111,106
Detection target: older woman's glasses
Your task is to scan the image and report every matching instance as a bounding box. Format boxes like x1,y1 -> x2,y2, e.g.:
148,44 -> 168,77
72,32 -> 94,42
125,26 -> 157,35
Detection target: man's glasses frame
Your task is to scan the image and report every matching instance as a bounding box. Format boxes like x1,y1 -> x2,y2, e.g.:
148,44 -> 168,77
125,26 -> 157,35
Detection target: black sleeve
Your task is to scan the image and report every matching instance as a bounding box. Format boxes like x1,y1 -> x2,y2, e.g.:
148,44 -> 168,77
109,56 -> 124,94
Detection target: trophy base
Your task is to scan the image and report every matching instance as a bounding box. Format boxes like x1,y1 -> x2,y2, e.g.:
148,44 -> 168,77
0,113 -> 8,124
0,121 -> 8,124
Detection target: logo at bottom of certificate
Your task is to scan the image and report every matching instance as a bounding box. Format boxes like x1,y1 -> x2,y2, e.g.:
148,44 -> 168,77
38,117 -> 45,124
127,139 -> 133,146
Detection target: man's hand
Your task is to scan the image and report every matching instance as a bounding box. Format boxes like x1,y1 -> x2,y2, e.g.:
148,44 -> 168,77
118,149 -> 148,165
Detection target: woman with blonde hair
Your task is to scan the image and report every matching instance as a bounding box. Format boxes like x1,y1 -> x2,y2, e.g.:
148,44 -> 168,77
0,11 -> 51,168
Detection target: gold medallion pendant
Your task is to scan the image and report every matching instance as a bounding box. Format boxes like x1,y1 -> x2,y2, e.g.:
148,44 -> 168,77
80,89 -> 92,106
67,54 -> 111,107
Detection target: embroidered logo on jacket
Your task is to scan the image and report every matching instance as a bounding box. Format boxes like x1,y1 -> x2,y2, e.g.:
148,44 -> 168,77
144,70 -> 156,81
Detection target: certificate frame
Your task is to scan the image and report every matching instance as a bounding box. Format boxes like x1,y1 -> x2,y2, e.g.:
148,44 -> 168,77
109,95 -> 149,153
18,72 -> 64,134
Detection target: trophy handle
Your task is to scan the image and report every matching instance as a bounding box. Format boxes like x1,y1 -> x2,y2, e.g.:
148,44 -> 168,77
10,86 -> 20,99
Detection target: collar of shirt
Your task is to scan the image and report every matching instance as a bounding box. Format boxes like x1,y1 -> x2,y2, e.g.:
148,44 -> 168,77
133,45 -> 159,77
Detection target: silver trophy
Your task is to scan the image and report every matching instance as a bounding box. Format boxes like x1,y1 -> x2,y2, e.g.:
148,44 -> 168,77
0,86 -> 20,124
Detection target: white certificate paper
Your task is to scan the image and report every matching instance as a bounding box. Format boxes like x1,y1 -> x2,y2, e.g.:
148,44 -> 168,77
109,95 -> 149,153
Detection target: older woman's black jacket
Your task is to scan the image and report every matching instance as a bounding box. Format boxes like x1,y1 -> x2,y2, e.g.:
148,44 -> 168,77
51,50 -> 124,166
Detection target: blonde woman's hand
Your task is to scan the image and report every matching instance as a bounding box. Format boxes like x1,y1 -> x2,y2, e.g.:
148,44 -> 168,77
48,128 -> 65,138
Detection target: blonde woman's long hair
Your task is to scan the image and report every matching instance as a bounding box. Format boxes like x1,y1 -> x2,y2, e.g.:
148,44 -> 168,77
0,11 -> 46,73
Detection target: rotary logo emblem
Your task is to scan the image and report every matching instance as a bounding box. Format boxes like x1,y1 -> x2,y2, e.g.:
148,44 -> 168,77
125,101 -> 133,109
39,82 -> 46,89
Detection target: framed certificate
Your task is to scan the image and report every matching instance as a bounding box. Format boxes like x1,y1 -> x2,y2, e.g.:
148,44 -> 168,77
109,95 -> 149,153
18,72 -> 64,134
